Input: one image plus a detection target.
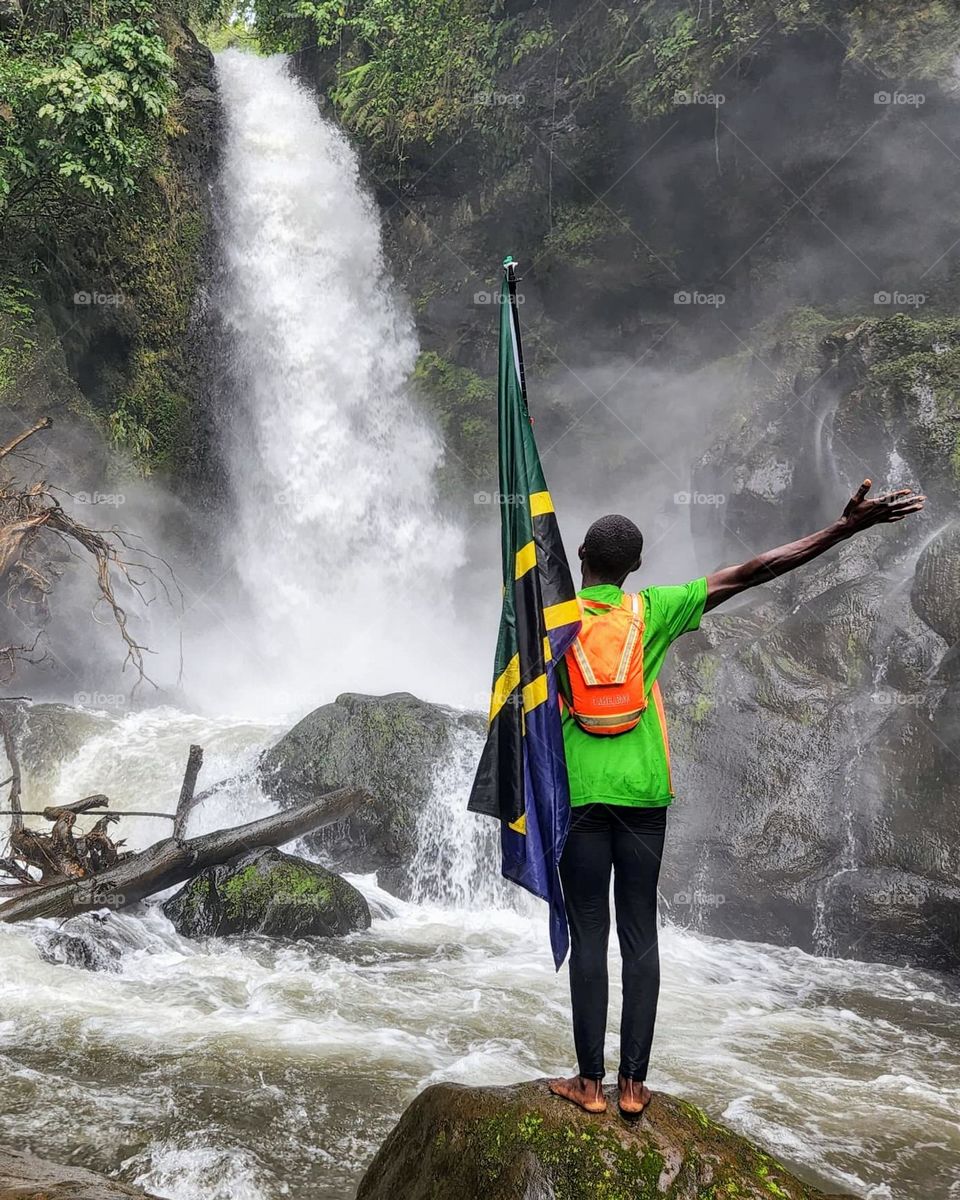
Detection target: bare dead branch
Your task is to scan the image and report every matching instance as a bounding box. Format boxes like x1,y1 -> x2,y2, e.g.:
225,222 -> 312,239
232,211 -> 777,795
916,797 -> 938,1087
0,422 -> 178,686
173,744 -> 204,841
0,417 -> 52,463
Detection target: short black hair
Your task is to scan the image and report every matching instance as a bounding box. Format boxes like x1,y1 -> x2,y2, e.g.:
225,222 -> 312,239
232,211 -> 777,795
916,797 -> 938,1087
582,514 -> 644,579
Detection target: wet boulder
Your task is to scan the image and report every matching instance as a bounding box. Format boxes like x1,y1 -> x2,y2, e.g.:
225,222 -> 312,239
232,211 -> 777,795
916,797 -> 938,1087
259,692 -> 484,893
912,521 -> 960,647
3,702 -> 113,781
356,1080 -> 852,1200
0,1146 -> 159,1198
162,847 -> 370,939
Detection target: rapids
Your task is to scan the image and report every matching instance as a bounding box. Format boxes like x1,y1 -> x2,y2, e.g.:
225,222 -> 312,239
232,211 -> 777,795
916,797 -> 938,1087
0,711 -> 957,1199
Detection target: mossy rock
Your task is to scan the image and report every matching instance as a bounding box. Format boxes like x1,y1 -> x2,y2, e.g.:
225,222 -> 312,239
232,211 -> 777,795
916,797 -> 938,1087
259,692 -> 484,891
356,1080 -> 852,1200
162,847 -> 371,939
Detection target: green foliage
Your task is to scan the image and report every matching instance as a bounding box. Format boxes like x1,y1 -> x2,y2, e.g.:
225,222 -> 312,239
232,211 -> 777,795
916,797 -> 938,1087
413,350 -> 495,488
0,0 -> 207,473
204,16 -> 260,53
253,0 -> 505,156
0,280 -> 37,399
541,204 -> 632,270
1,20 -> 174,217
605,0 -> 960,119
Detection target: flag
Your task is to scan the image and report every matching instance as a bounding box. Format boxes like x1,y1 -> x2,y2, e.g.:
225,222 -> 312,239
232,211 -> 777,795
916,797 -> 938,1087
467,255 -> 582,968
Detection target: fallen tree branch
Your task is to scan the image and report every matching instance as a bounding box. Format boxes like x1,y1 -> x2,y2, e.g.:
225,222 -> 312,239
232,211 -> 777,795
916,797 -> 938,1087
0,786 -> 369,924
173,744 -> 203,841
0,809 -> 175,820
0,417 -> 52,463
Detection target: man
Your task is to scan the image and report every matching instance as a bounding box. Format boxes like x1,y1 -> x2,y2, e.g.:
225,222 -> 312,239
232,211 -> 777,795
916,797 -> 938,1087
548,478 -> 926,1117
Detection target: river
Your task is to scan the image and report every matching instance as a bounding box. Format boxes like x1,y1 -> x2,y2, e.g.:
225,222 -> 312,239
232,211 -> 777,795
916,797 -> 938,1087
0,708 -> 958,1199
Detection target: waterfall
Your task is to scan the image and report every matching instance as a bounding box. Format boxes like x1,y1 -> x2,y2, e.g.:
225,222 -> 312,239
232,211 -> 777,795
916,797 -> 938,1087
408,723 -> 521,911
209,51 -> 471,717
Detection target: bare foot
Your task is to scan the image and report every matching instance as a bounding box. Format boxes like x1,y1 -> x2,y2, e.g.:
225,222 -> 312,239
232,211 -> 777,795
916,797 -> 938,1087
548,1074 -> 607,1114
617,1074 -> 651,1116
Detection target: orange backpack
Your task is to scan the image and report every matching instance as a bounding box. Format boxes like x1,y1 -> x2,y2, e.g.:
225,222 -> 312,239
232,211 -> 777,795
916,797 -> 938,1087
563,593 -> 647,735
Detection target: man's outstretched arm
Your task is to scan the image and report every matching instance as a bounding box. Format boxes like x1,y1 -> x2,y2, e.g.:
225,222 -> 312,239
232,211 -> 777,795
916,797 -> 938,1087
704,479 -> 926,612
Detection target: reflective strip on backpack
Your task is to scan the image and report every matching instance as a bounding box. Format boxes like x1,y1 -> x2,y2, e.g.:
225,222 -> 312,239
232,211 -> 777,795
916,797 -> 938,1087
613,592 -> 641,685
574,707 -> 647,730
570,636 -> 599,686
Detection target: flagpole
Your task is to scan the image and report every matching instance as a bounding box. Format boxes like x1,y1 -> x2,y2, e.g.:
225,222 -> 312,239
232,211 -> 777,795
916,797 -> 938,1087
503,255 -> 527,402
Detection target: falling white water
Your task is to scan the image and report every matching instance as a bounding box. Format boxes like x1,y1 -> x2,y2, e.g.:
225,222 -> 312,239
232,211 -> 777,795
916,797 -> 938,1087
408,724 -> 520,910
211,51 -> 472,716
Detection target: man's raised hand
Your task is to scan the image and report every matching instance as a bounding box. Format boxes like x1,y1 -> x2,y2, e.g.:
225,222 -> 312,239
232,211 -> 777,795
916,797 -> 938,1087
840,478 -> 926,531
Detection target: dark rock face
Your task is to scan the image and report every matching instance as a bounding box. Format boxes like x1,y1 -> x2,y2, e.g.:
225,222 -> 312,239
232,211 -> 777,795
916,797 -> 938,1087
162,847 -> 371,939
356,1080 -> 851,1200
34,926 -> 123,974
913,522 -> 960,647
0,1146 -> 158,1198
259,692 -> 484,895
661,317 -> 960,974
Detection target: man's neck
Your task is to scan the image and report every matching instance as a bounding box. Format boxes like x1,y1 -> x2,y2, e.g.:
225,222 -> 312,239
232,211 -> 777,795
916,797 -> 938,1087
580,571 -> 627,590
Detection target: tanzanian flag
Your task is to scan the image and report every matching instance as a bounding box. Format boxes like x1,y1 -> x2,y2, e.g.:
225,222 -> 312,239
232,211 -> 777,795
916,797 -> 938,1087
467,256 -> 582,969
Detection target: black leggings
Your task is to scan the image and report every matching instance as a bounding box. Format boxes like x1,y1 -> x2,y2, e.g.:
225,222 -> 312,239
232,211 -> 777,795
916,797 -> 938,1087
559,802 -> 667,1081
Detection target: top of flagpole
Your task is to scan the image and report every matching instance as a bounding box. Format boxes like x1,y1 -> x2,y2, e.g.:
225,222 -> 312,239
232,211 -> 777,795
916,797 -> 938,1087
503,254 -> 519,281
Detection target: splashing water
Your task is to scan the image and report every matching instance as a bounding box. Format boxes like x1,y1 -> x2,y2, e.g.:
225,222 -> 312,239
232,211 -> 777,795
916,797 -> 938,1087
1,706 -> 959,1200
207,50 -> 471,717
407,724 -> 518,910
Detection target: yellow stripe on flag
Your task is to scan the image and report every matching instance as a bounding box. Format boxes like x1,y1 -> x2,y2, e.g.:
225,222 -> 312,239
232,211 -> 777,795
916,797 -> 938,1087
514,540 -> 537,579
529,491 -> 554,517
489,653 -> 520,721
543,598 -> 581,630
522,672 -> 548,713
543,636 -> 552,663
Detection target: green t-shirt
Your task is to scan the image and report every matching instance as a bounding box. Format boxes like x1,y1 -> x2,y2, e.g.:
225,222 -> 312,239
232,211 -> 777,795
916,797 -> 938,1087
561,578 -> 708,807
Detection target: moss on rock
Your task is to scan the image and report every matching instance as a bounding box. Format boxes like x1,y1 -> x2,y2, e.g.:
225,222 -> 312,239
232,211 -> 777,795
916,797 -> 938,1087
162,846 -> 371,939
356,1080 -> 852,1200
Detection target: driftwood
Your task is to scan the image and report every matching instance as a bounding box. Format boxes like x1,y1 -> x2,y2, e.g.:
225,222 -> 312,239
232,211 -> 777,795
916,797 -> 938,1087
0,705 -> 368,924
0,785 -> 366,923
173,743 -> 203,841
0,707 -> 133,884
